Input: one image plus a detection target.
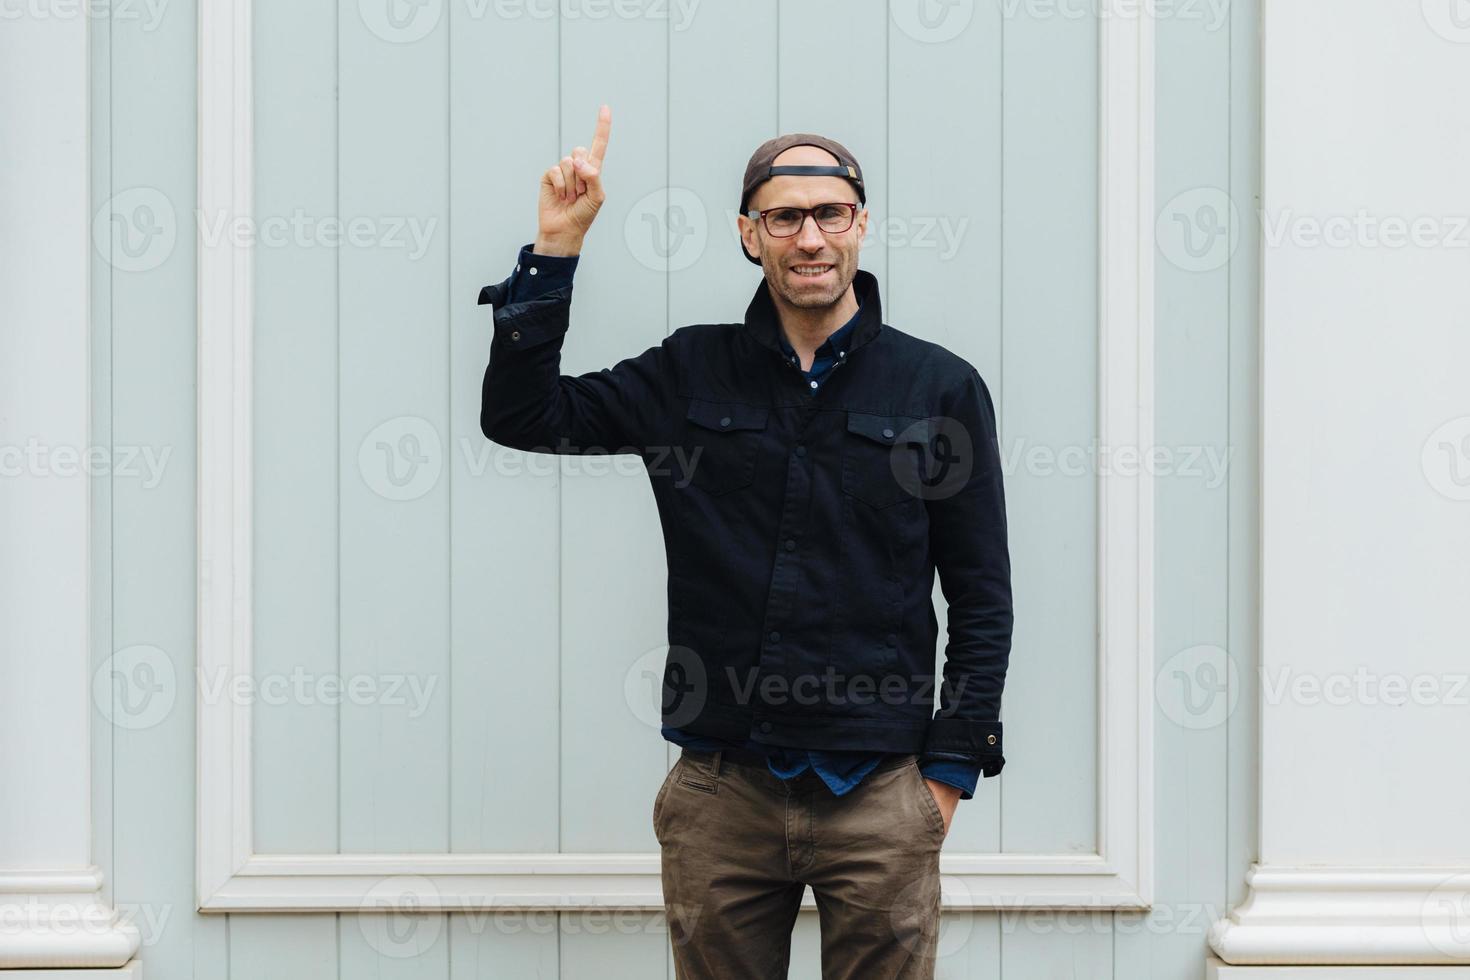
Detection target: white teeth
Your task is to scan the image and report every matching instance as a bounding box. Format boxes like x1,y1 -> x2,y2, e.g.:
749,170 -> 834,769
793,265 -> 831,275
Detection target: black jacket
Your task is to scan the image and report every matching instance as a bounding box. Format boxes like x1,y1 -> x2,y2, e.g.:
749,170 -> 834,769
478,262 -> 1013,777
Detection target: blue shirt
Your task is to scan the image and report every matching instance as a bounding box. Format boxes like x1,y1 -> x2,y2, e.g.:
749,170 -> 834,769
499,243 -> 981,800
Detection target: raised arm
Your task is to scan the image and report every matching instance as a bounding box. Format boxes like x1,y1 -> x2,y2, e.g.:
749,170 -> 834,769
478,104 -> 676,457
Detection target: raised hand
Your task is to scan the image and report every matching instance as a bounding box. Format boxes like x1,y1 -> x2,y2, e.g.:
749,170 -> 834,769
535,103 -> 610,257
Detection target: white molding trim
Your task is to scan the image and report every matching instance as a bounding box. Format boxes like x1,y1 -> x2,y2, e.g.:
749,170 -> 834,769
0,870 -> 142,969
1209,866 -> 1470,965
195,0 -> 1154,913
1209,959 -> 1470,979
1096,0 -> 1157,915
0,4 -> 142,970
15,964 -> 143,980
195,0 -> 255,915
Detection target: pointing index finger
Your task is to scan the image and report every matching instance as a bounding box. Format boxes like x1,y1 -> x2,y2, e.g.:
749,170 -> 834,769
588,104 -> 611,168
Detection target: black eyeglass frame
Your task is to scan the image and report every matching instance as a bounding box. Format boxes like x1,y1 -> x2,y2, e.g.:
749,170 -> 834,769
745,202 -> 861,238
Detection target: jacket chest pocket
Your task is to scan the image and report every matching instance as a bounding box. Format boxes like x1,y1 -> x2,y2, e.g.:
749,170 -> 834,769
841,411 -> 930,509
679,399 -> 770,495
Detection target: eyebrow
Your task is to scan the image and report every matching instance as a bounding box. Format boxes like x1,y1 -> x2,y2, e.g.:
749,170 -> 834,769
761,201 -> 858,209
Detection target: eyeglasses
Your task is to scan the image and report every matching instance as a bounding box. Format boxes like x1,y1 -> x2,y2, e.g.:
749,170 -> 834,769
747,202 -> 859,238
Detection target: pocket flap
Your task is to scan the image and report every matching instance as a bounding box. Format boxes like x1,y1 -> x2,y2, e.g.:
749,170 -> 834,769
846,411 -> 928,445
687,400 -> 769,432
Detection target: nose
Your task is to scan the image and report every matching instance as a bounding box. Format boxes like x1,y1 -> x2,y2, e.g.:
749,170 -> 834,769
795,213 -> 827,250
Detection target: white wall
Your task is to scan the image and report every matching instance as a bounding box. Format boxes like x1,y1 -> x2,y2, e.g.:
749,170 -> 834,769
1209,0 -> 1470,967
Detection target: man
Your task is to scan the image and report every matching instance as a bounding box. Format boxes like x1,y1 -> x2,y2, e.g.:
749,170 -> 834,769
479,104 -> 1013,979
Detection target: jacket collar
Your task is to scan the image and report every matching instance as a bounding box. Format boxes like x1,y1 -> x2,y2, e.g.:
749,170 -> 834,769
741,267 -> 883,359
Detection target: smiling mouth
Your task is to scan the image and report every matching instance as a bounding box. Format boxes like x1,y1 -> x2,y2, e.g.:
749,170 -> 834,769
790,263 -> 834,279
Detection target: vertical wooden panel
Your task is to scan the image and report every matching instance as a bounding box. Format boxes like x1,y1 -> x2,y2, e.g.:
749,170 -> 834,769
998,0 -> 1100,860
336,0 -> 451,865
334,0 -> 452,974
229,917 -> 338,980
108,0 -> 229,972
449,911 -> 559,979
243,0 -> 346,971
252,0 -> 342,859
1116,0 -> 1235,976
447,0 -> 564,861
998,0 -> 1103,973
559,910 -> 666,979
1225,0 -> 1263,941
88,0 -> 116,919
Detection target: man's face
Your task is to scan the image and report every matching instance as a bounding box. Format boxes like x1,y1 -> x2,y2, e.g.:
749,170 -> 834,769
740,148 -> 867,310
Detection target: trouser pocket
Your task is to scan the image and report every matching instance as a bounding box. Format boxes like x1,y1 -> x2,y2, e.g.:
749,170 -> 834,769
908,758 -> 947,841
652,758 -> 681,836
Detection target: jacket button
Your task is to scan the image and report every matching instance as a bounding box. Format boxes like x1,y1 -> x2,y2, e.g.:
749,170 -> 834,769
759,721 -> 772,733
882,427 -> 894,439
795,445 -> 806,457
987,734 -> 997,745
719,416 -> 731,427
784,539 -> 796,551
768,631 -> 780,643
510,330 -> 521,341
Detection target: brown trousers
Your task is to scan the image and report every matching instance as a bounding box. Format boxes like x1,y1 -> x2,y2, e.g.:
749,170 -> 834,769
653,746 -> 945,979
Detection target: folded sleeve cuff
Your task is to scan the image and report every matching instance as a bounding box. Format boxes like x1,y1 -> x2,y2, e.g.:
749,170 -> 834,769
917,757 -> 981,800
921,718 -> 1004,778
